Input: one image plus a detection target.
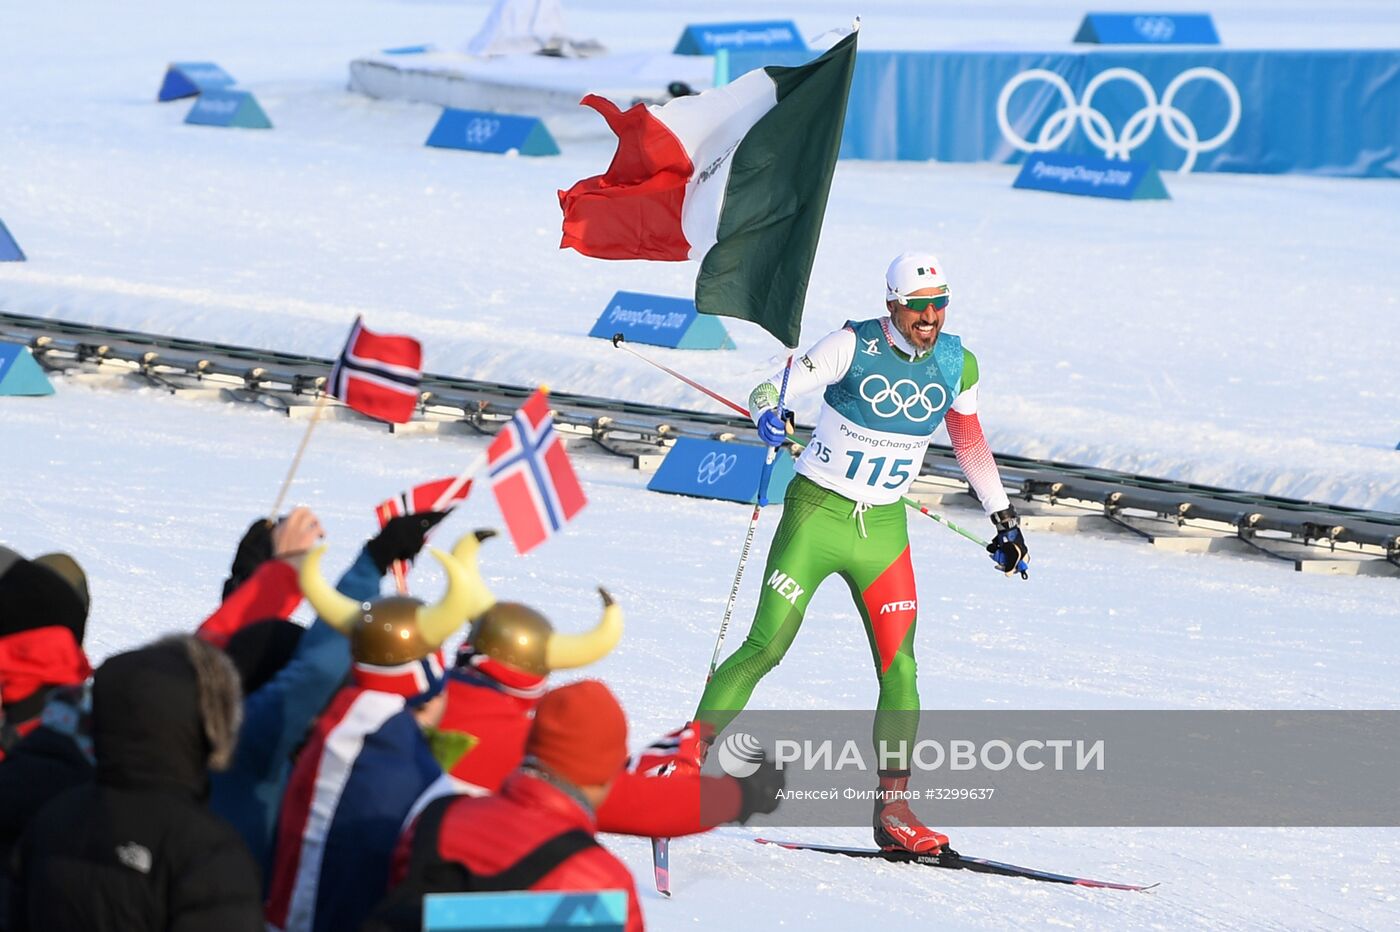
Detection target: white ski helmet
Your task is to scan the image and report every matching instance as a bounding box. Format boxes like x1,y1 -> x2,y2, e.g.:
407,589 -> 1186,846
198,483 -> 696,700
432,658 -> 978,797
885,252 -> 949,301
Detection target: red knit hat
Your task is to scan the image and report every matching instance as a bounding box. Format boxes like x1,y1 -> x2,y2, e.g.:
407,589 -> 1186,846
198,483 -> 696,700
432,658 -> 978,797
526,679 -> 628,787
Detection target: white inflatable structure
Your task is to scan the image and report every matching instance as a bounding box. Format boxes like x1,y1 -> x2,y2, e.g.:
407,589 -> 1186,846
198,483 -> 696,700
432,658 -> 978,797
463,0 -> 572,57
349,0 -> 710,140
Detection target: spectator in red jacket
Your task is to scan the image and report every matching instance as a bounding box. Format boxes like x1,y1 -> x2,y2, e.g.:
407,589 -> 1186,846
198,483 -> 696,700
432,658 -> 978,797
0,546 -> 91,757
441,584 -> 781,838
368,680 -> 645,932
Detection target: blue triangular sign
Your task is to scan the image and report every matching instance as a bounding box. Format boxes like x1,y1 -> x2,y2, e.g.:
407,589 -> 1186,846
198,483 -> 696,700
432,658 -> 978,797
0,220 -> 25,261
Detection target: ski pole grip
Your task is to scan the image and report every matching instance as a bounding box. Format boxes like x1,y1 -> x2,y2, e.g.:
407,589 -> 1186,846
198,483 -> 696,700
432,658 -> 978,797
611,333 -> 625,347
756,355 -> 795,509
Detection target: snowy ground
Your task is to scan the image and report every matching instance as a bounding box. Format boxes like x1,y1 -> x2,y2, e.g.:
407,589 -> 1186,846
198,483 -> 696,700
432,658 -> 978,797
3,1 -> 1400,929
6,381 -> 1400,930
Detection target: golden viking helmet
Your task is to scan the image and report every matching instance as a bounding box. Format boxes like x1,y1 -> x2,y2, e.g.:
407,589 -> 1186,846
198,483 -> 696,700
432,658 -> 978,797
467,589 -> 622,678
299,531 -> 497,666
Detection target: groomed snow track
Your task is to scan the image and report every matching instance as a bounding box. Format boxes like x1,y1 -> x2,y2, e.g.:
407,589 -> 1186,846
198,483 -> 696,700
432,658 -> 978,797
5,310 -> 1397,578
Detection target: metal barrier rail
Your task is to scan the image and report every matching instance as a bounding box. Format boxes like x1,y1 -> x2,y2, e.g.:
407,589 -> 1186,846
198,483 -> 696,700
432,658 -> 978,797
3,311 -> 1396,576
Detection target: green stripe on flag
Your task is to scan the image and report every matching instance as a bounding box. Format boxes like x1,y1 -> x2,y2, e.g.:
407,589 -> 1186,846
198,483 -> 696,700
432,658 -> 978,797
694,30 -> 858,348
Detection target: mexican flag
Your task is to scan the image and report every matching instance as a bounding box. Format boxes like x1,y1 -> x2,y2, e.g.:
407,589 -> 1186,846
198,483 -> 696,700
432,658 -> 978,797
558,30 -> 858,348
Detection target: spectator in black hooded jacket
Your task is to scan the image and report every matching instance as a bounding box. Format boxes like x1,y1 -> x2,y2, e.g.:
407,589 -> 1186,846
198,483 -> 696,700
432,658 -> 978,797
8,635 -> 261,932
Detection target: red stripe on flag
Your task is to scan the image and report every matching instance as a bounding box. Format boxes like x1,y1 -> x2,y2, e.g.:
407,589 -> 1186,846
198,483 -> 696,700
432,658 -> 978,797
557,95 -> 694,262
339,379 -> 418,424
349,325 -> 421,372
542,438 -> 587,520
495,471 -> 549,555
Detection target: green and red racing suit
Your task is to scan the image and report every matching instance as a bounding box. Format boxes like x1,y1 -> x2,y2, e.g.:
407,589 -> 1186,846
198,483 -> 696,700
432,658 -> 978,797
694,316 -> 1011,764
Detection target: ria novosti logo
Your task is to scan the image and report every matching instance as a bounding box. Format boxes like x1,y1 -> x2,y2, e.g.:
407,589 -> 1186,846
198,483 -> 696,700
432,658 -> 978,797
715,731 -> 1105,774
716,732 -> 765,778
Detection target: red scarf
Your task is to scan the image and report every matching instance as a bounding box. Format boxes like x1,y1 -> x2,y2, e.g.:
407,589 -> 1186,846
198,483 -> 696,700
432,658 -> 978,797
0,626 -> 92,706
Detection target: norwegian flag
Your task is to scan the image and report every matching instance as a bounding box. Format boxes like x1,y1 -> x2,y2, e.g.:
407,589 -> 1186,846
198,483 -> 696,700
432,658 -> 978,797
374,476 -> 474,591
486,388 -> 587,555
327,317 -> 423,424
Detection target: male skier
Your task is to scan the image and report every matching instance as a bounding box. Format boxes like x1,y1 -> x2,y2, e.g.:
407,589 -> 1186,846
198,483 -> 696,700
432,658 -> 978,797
682,252 -> 1029,854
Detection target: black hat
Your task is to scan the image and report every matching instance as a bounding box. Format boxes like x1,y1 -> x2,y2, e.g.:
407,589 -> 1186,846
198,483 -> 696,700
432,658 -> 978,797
0,545 -> 89,644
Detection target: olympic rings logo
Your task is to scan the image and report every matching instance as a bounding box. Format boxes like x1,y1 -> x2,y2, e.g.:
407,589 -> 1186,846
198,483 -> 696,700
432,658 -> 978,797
997,67 -> 1242,173
858,374 -> 948,423
1133,16 -> 1175,42
696,451 -> 738,485
464,117 -> 501,145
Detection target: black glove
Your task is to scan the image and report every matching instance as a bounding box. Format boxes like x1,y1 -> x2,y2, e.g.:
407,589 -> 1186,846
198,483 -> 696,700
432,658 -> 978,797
222,518 -> 275,600
367,511 -> 449,574
736,755 -> 786,823
987,507 -> 1029,579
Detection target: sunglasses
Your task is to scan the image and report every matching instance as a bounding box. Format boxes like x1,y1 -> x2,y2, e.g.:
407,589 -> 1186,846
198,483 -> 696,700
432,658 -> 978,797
893,293 -> 950,312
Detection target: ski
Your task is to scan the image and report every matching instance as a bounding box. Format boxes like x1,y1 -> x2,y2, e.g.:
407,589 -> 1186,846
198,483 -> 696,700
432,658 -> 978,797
651,837 -> 671,897
754,838 -> 1157,891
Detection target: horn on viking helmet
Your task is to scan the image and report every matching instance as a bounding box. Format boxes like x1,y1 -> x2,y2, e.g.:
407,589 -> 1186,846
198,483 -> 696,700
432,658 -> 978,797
298,545 -> 363,634
416,530 -> 498,649
544,588 -> 623,670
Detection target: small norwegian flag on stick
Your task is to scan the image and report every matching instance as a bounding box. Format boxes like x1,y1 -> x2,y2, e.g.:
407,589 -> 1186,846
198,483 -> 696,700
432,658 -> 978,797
328,316 -> 423,424
487,387 -> 587,555
374,476 -> 474,592
269,316 -> 424,518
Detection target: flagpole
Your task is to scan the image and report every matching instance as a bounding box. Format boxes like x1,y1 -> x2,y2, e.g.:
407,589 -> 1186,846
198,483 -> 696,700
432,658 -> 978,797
270,390 -> 329,520
432,450 -> 490,513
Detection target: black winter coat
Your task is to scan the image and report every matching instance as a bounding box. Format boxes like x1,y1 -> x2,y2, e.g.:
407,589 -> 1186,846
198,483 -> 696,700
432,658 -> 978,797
0,721 -> 94,925
8,643 -> 262,932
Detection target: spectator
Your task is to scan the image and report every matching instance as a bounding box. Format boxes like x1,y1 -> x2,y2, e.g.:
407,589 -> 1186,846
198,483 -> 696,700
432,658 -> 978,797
263,532 -> 493,932
368,680 -> 645,932
197,508 -> 325,649
0,546 -> 91,755
8,635 -> 261,932
442,592 -> 781,836
208,509 -> 444,883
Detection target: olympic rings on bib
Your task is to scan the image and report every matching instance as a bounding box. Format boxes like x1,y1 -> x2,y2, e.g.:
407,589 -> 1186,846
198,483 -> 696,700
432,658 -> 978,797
858,374 -> 948,422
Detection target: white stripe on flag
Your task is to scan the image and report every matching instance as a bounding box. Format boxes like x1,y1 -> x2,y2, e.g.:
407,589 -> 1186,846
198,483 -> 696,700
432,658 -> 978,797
340,366 -> 420,397
344,346 -> 420,381
651,69 -> 779,261
285,691 -> 404,932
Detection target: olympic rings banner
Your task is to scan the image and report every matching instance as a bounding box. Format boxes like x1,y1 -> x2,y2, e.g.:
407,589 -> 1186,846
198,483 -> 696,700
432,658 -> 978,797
647,437 -> 797,505
726,48 -> 1400,177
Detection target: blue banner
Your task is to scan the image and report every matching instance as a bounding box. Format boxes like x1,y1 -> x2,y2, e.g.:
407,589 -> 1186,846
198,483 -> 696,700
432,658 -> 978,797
1013,151 -> 1169,199
674,21 -> 806,56
728,48 -> 1400,177
426,109 -> 559,157
157,62 -> 236,102
425,890 -> 626,931
648,438 -> 796,506
587,292 -> 734,350
1074,13 -> 1221,45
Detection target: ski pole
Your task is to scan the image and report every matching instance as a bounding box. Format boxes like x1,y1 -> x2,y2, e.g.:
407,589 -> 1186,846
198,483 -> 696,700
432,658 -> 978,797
612,333 -> 750,418
706,354 -> 792,680
608,337 -> 1025,569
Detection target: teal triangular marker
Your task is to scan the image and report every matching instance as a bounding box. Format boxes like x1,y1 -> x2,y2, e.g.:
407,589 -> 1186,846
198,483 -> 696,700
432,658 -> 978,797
676,314 -> 737,350
1072,16 -> 1100,44
232,95 -> 273,129
520,121 -> 560,156
0,344 -> 55,396
1132,166 -> 1171,200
